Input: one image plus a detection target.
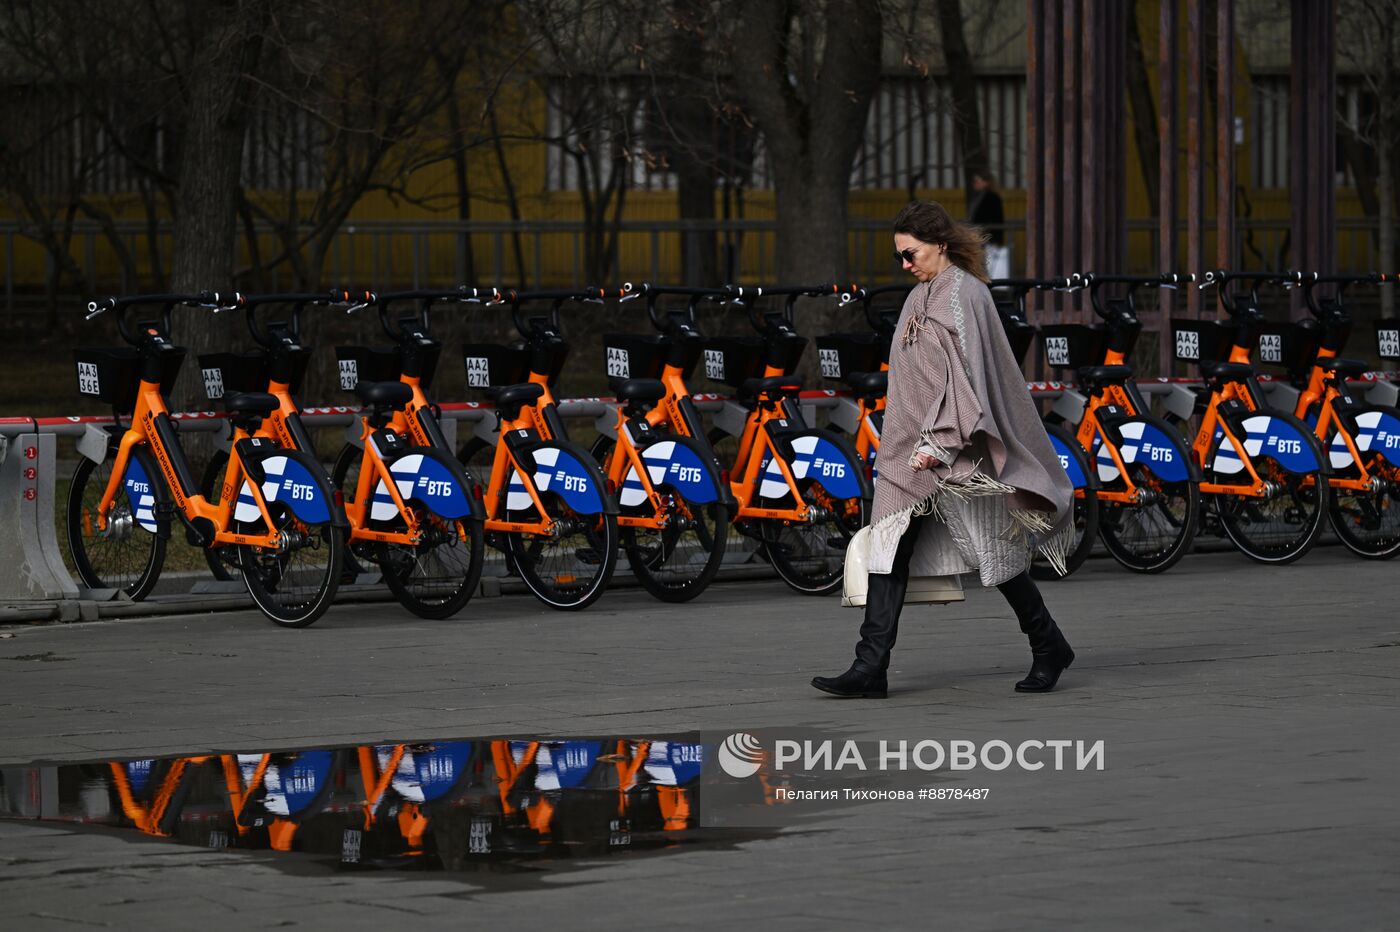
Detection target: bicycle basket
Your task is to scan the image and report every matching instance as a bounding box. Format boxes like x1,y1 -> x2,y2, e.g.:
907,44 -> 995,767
1169,318 -> 1239,365
815,332 -> 883,382
462,342 -> 533,392
700,336 -> 766,387
334,345 -> 402,393
1374,318 -> 1400,361
1037,324 -> 1106,370
1254,320 -> 1322,376
602,333 -> 669,384
74,346 -> 185,412
196,351 -> 270,403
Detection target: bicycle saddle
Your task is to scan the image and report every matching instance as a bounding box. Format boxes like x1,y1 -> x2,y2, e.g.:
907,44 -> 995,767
354,381 -> 413,409
613,378 -> 665,404
1318,358 -> 1370,378
844,371 -> 887,398
1076,364 -> 1134,384
739,375 -> 803,404
223,391 -> 279,415
1198,360 -> 1255,381
494,382 -> 545,409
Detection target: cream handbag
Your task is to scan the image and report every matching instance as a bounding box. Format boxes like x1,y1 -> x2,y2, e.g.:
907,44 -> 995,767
841,525 -> 964,608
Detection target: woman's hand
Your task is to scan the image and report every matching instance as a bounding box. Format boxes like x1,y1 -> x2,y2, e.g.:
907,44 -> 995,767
911,452 -> 942,471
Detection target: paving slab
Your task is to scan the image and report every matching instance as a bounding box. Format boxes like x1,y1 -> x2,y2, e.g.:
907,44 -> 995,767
0,547 -> 1397,930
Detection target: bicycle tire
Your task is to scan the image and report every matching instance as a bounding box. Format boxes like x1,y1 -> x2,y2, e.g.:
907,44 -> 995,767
375,512 -> 485,618
66,446 -> 166,600
505,509 -> 620,610
591,435 -> 730,603
1323,423 -> 1400,560
1030,488 -> 1100,580
1096,456 -> 1199,574
758,478 -> 868,595
1206,421 -> 1328,565
199,451 -> 236,582
238,516 -> 343,628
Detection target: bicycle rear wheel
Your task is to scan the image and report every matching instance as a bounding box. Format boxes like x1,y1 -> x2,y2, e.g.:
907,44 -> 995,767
66,447 -> 166,600
505,508 -> 619,610
592,436 -> 730,603
238,506 -> 344,628
1325,438 -> 1400,560
1208,446 -> 1327,565
375,511 -> 485,618
1030,488 -> 1099,579
758,480 -> 868,595
1097,464 -> 1199,573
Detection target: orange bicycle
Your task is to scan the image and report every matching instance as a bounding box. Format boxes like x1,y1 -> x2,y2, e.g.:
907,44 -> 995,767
1280,272 -> 1400,557
455,288 -> 621,609
197,290 -> 485,618
591,284 -> 733,601
69,294 -> 346,626
701,284 -> 872,595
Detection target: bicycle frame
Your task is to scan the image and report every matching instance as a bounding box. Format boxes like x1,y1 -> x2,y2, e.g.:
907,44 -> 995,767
710,284 -> 863,522
471,288 -> 612,536
1064,275 -> 1186,507
1288,272 -> 1393,493
98,375 -> 283,550
1191,272 -> 1314,498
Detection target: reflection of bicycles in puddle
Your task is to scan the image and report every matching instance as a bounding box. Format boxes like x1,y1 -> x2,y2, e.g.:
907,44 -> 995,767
1,736 -> 784,880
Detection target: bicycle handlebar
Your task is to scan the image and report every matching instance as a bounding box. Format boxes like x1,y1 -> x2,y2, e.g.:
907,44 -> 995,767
1085,272 -> 1193,319
373,287 -> 503,342
1195,269 -> 1295,317
723,283 -> 852,335
85,293 -> 233,346
623,282 -> 729,333
1287,271 -> 1389,317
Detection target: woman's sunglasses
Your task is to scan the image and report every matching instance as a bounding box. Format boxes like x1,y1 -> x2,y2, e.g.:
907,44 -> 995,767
894,246 -> 920,265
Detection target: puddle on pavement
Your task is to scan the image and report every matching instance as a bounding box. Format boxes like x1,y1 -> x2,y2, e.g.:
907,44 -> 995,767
0,737 -> 784,885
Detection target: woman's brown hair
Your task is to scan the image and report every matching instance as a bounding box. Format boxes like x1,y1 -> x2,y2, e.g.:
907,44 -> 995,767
893,200 -> 990,284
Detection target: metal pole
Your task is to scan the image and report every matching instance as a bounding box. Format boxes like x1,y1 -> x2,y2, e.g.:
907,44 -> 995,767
1160,0 -> 1180,374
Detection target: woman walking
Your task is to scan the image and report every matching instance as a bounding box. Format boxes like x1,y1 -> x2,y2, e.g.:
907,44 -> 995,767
812,200 -> 1076,698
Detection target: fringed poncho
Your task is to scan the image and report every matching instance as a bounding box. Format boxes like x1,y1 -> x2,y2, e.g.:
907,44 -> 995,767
868,265 -> 1075,585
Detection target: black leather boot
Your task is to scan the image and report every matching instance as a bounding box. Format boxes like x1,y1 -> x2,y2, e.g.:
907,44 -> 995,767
811,666 -> 889,698
812,518 -> 922,699
998,572 -> 1074,693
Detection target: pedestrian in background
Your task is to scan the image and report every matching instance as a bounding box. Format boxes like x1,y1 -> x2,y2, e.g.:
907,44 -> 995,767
968,170 -> 1011,278
812,200 -> 1076,699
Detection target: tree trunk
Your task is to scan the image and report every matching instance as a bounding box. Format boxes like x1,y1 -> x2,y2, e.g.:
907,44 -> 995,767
935,0 -> 987,194
1126,0 -> 1161,208
730,0 -> 882,288
168,0 -> 266,418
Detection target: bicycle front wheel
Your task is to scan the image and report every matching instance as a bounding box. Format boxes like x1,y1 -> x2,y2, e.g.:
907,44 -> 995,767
66,447 -> 166,600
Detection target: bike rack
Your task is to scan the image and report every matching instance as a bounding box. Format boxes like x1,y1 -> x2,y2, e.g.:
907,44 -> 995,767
4,373 -> 1395,620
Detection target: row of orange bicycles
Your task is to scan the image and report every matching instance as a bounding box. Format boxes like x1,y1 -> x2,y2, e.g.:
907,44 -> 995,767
67,285 -> 871,627
67,273 -> 1399,628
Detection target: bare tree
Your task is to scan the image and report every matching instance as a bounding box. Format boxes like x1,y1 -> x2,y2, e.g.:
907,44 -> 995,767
723,0 -> 884,287
1338,0 -> 1400,313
